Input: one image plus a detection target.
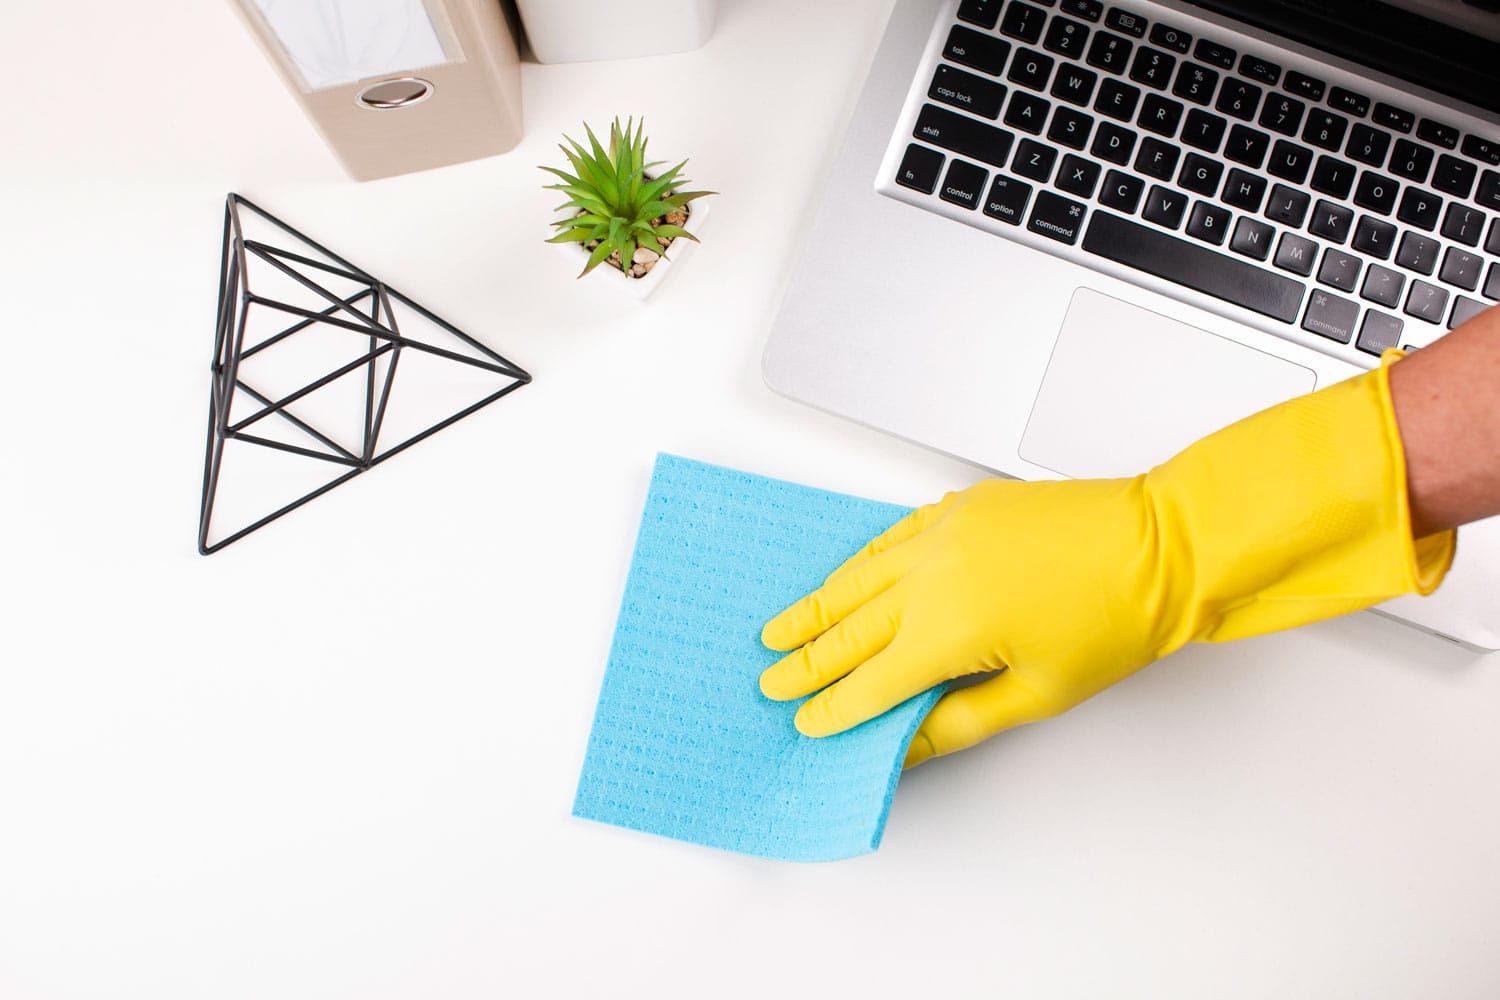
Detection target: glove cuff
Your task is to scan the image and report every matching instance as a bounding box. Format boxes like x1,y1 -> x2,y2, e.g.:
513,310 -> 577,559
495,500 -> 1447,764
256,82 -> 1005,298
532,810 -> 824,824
1143,354 -> 1456,650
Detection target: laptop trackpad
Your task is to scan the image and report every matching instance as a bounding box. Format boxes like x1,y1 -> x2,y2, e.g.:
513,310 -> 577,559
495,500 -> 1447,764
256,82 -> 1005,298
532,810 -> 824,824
1019,289 -> 1317,478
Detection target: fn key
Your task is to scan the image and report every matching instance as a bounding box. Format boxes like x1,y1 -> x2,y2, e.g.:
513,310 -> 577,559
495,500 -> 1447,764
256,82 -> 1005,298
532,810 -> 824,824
896,143 -> 945,194
1028,190 -> 1088,244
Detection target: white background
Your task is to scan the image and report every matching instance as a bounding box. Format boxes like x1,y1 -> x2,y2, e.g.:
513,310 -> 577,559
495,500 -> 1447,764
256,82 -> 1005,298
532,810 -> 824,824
4,1 -> 1499,997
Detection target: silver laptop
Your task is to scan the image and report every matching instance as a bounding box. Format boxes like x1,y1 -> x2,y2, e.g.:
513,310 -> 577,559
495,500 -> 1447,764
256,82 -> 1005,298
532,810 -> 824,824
765,0 -> 1500,650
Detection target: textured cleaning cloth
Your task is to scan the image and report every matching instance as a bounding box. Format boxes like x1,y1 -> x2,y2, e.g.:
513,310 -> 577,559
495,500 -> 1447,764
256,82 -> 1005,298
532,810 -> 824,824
573,454 -> 942,862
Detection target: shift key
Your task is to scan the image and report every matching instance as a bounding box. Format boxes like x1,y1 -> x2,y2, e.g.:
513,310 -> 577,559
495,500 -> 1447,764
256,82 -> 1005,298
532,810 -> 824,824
914,103 -> 1015,167
1028,190 -> 1087,244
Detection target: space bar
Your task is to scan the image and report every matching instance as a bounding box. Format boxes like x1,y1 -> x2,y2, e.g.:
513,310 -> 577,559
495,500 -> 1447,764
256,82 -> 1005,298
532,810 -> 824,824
1081,212 -> 1305,324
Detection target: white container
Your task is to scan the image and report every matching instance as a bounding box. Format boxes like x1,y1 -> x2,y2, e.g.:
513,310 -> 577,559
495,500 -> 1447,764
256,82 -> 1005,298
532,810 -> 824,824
561,199 -> 709,300
516,0 -> 716,64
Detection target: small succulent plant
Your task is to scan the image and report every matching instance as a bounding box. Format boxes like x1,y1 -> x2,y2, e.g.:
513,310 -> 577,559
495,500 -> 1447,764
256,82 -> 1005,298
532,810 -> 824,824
542,117 -> 713,278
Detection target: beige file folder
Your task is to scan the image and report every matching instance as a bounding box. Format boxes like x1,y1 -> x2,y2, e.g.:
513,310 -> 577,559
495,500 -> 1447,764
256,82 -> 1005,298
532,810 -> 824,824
230,0 -> 523,181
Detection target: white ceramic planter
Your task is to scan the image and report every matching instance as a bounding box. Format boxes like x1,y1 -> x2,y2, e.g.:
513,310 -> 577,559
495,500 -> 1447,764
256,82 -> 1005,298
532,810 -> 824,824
515,0 -> 716,64
562,199 -> 709,300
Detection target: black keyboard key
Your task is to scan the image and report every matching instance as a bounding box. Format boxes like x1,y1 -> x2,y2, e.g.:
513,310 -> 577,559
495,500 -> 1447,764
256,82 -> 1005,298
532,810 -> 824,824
1328,86 -> 1370,117
1489,218 -> 1500,256
1268,140 -> 1313,183
1086,31 -> 1134,73
1345,124 -> 1391,167
896,143 -> 945,193
1318,247 -> 1361,292
1222,168 -> 1266,211
1091,120 -> 1136,163
1215,80 -> 1261,121
1004,91 -> 1050,134
1186,201 -> 1232,245
1142,184 -> 1189,228
1361,264 -> 1404,308
1462,134 -> 1500,167
1352,171 -> 1398,216
957,0 -> 1002,29
1390,139 -> 1433,182
1373,102 -> 1415,134
1441,246 -> 1483,290
1396,188 -> 1443,231
1357,311 -> 1404,355
1405,280 -> 1449,323
944,26 -> 1011,76
1275,232 -> 1318,276
1417,118 -> 1460,149
1095,78 -> 1141,120
1449,296 -> 1488,329
940,158 -> 989,209
1135,136 -> 1180,180
1047,106 -> 1094,149
1084,211 -> 1306,321
1028,189 -> 1088,243
1051,64 -> 1099,105
1441,203 -> 1486,247
1172,62 -> 1218,105
1193,38 -> 1235,68
1478,170 -> 1500,211
1224,124 -> 1270,168
1396,232 -> 1439,275
1129,46 -> 1176,89
930,65 -> 1008,119
1284,70 -> 1326,101
1057,154 -> 1103,196
1099,169 -> 1145,212
1309,199 -> 1354,243
1302,289 -> 1359,343
1265,183 -> 1311,227
1000,1 -> 1048,43
1179,152 -> 1223,195
1149,21 -> 1191,53
1487,262 -> 1500,299
1239,54 -> 1281,85
1060,0 -> 1104,20
915,104 -> 1016,167
1044,16 -> 1092,59
1433,154 -> 1477,198
1352,216 -> 1397,260
1106,8 -> 1147,36
1310,155 -> 1356,199
1259,94 -> 1305,136
1008,48 -> 1055,90
983,174 -> 1033,224
1303,110 -> 1349,151
1182,109 -> 1228,151
1230,216 -> 1275,260
1012,137 -> 1058,181
1139,93 -> 1184,136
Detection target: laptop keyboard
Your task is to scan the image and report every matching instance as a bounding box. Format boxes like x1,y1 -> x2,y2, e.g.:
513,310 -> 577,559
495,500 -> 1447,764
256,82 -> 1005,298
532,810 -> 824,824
888,0 -> 1500,363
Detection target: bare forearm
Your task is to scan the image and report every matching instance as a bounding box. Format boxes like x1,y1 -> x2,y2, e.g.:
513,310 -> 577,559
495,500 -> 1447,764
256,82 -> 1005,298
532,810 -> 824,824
1389,307 -> 1500,536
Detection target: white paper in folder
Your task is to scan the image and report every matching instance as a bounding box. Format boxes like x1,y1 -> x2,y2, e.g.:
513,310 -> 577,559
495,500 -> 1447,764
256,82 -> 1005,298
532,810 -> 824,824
252,0 -> 450,89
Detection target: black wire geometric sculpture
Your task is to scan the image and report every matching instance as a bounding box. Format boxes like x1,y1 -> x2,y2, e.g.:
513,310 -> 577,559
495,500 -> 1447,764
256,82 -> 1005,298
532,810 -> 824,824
199,193 -> 531,554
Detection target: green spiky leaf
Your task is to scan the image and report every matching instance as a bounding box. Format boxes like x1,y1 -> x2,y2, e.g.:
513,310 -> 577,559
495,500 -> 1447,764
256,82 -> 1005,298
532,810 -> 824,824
540,117 -> 716,279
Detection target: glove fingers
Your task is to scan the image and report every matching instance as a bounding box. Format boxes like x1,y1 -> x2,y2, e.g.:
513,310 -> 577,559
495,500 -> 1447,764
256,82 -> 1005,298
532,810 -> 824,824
792,637 -> 936,738
903,672 -> 1050,768
759,585 -> 902,701
760,538 -> 922,651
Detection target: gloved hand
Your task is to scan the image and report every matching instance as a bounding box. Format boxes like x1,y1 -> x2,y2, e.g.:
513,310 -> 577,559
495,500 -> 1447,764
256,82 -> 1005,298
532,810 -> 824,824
760,357 -> 1456,767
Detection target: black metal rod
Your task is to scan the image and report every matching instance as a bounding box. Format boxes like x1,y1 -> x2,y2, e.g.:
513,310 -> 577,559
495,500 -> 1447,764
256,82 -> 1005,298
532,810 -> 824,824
234,380 -> 361,463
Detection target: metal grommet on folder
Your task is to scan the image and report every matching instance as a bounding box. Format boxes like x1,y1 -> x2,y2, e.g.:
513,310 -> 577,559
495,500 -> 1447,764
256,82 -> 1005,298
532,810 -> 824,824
356,77 -> 433,110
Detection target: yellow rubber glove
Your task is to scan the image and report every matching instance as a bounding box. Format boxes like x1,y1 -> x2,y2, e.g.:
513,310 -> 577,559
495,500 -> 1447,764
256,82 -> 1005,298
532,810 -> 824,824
759,357 -> 1456,767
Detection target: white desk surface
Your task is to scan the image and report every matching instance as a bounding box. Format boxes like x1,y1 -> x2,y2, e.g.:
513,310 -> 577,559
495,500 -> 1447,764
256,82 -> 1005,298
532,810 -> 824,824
4,2 -> 1499,997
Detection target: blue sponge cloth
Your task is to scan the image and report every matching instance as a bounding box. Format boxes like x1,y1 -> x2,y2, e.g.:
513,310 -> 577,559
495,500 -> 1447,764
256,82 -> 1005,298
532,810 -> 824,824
573,454 -> 942,862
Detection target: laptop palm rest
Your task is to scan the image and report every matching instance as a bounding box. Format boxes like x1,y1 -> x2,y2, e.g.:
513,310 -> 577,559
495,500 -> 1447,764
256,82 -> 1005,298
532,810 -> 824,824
1020,288 -> 1318,479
